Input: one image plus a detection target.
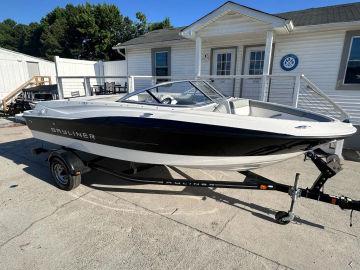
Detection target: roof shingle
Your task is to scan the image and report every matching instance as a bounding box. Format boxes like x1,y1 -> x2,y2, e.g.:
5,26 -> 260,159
120,27 -> 186,46
277,2 -> 360,26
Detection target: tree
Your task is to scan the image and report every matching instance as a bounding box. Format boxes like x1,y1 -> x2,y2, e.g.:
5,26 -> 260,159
0,3 -> 173,61
0,19 -> 22,51
148,17 -> 172,31
135,12 -> 147,36
0,3 -> 172,60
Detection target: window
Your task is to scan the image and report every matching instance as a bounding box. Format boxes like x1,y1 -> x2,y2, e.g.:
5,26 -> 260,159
148,81 -> 213,105
155,52 -> 168,76
121,81 -> 223,106
152,48 -> 171,81
125,91 -> 158,104
344,37 -> 360,84
216,53 -> 232,75
337,31 -> 360,90
249,51 -> 265,75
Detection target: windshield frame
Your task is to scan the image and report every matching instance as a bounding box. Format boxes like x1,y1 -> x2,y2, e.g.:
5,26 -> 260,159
119,80 -> 225,107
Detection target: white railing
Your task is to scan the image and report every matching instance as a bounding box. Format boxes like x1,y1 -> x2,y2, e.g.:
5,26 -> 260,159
57,76 -> 128,99
296,75 -> 349,121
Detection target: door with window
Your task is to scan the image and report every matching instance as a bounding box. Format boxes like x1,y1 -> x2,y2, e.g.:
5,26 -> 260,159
242,46 -> 265,100
211,48 -> 236,96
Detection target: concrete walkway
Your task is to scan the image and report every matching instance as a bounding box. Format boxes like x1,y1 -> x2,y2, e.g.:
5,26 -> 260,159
0,126 -> 359,269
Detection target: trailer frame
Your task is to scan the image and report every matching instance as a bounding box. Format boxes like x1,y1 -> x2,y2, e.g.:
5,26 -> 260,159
33,147 -> 360,225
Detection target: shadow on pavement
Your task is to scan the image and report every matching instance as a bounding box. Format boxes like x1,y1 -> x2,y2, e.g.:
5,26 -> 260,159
343,149 -> 360,162
0,137 -> 325,229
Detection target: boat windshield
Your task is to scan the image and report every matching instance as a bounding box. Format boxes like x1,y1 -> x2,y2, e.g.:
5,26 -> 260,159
120,81 -> 224,106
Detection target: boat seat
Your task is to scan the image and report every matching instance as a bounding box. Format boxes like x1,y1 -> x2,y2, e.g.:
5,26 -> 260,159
230,99 -> 250,116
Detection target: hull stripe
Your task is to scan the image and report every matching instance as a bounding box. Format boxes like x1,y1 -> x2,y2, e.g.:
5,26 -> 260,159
25,116 -> 333,157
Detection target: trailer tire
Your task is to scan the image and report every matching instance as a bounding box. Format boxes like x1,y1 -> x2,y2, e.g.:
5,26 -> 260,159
50,157 -> 81,191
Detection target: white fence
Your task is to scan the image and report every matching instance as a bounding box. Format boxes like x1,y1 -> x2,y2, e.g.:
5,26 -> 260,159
55,56 -> 127,98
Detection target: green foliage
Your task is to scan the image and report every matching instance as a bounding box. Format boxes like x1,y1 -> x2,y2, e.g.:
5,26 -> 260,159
148,17 -> 172,31
0,3 -> 172,61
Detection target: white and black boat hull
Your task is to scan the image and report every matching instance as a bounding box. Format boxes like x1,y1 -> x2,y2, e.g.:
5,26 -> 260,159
25,115 -> 342,171
31,130 -> 304,171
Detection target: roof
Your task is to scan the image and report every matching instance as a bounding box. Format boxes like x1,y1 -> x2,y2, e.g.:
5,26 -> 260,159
276,2 -> 360,26
0,47 -> 54,63
119,27 -> 186,46
115,2 -> 360,47
181,1 -> 290,37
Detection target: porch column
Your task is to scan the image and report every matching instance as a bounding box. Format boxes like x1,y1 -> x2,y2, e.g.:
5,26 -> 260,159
195,36 -> 202,77
261,30 -> 274,101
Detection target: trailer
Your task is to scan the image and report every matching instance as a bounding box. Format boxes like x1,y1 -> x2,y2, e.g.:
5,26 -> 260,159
32,147 -> 360,225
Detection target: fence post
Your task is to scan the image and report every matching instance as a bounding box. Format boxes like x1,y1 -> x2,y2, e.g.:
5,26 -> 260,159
83,77 -> 92,96
292,74 -> 301,108
128,76 -> 135,92
54,56 -> 64,99
57,77 -> 64,99
98,60 -> 105,85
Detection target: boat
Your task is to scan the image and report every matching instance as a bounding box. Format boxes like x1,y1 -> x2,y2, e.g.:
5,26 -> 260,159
23,80 -> 357,171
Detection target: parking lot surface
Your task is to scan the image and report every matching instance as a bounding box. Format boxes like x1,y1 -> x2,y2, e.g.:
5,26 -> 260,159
0,125 -> 359,269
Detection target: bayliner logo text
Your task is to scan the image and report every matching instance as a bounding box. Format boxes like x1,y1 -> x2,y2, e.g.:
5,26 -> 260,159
50,127 -> 96,140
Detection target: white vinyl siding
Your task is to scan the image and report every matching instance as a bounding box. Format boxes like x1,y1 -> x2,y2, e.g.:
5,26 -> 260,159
171,44 -> 195,77
198,13 -> 272,38
272,30 -> 360,124
127,41 -> 196,90
127,48 -> 153,90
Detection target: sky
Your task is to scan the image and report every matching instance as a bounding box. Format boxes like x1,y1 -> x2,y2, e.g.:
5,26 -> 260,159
1,0 -> 359,26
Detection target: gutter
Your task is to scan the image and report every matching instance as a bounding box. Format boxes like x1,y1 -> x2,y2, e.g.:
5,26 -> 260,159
112,46 -> 126,58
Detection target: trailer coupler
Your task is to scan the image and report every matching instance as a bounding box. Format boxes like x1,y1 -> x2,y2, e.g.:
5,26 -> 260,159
274,151 -> 360,225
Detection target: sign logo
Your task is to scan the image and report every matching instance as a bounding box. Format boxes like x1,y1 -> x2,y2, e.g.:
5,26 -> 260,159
280,54 -> 299,71
50,127 -> 96,140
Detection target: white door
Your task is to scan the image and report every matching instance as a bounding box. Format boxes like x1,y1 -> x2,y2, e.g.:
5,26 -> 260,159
27,61 -> 40,79
242,46 -> 265,100
211,48 -> 236,96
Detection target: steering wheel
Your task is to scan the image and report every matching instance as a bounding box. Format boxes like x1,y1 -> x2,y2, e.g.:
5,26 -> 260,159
160,95 -> 177,105
161,97 -> 173,104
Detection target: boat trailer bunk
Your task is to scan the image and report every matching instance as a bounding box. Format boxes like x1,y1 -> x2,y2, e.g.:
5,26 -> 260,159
33,147 -> 360,225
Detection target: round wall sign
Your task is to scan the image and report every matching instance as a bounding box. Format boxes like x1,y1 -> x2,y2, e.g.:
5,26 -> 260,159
280,54 -> 299,71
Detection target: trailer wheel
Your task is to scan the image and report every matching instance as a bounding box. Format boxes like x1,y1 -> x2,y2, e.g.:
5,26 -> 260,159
50,157 -> 81,191
275,211 -> 291,225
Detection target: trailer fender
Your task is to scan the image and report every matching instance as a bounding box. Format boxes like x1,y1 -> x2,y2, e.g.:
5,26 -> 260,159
48,149 -> 90,175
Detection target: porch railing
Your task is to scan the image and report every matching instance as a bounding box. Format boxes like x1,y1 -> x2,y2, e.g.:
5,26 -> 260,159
57,76 -> 128,99
296,75 -> 349,121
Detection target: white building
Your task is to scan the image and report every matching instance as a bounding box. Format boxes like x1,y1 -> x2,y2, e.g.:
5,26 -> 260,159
114,1 -> 360,148
0,47 -> 56,101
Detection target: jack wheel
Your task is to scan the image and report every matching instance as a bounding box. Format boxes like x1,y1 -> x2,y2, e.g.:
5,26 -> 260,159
275,211 -> 291,225
50,157 -> 81,191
